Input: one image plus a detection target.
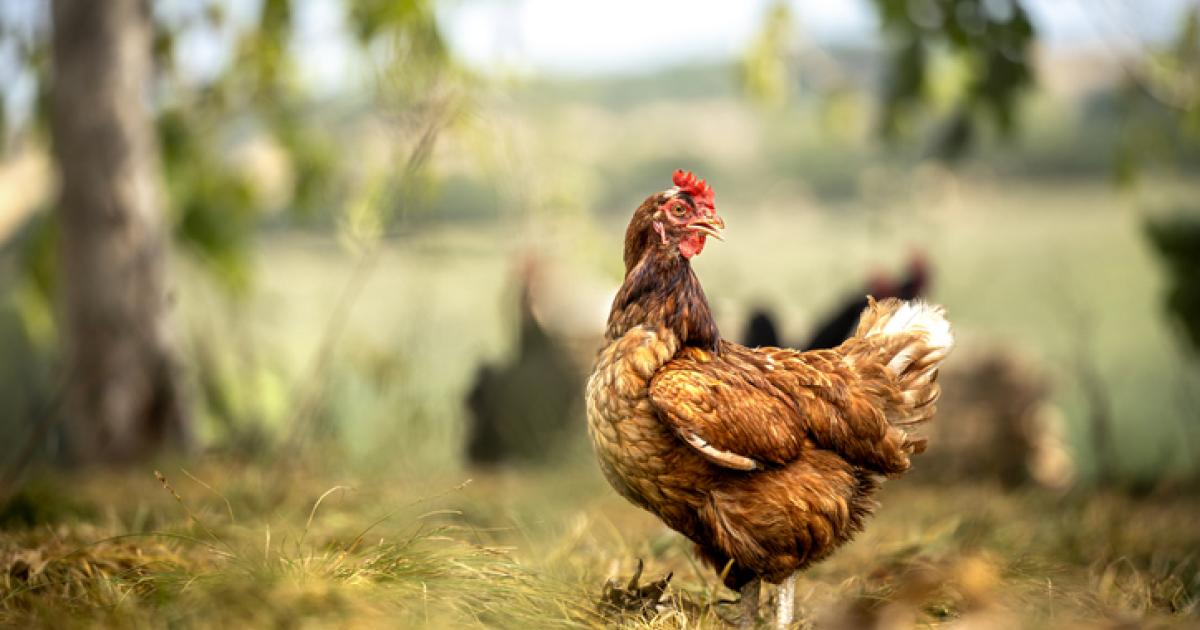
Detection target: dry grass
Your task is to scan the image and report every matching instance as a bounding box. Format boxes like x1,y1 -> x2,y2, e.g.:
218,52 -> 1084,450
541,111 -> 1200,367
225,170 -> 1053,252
0,464 -> 598,629
1,458 -> 1198,629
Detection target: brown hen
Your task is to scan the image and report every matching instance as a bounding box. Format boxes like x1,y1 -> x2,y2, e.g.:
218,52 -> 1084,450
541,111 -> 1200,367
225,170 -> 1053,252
586,170 -> 954,628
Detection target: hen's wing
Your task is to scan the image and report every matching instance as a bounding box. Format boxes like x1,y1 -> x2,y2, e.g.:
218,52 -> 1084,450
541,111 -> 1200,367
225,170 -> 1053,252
648,345 -> 805,470
649,341 -> 914,475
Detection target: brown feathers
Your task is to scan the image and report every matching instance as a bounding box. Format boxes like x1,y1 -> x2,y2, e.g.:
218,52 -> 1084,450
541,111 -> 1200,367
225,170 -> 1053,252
607,222 -> 721,353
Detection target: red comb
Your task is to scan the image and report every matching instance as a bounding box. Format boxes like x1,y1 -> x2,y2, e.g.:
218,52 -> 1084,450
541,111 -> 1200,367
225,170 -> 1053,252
672,169 -> 715,210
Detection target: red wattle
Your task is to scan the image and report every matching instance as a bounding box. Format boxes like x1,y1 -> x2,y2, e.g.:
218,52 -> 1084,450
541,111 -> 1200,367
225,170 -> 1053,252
680,233 -> 707,259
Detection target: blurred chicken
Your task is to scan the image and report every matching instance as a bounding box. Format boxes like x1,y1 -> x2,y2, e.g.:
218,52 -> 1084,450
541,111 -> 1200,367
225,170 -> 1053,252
587,171 -> 955,628
741,259 -> 1073,490
743,252 -> 930,351
917,348 -> 1075,489
806,253 -> 930,351
465,259 -> 583,466
1145,211 -> 1200,356
741,308 -> 784,349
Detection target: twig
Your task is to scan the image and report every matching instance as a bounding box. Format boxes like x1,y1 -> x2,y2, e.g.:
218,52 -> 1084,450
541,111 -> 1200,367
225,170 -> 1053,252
180,467 -> 237,525
300,484 -> 352,546
153,470 -> 240,560
274,93 -> 460,461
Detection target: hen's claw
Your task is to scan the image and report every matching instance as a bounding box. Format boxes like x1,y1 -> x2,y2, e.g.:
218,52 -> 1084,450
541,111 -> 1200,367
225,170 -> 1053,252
739,578 -> 761,628
598,559 -> 674,620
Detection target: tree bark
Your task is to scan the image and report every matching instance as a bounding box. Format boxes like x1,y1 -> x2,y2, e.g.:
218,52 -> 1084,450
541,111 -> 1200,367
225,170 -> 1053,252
51,0 -> 190,463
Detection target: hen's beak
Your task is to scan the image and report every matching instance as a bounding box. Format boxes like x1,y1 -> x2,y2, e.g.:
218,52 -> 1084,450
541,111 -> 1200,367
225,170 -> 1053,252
687,216 -> 725,241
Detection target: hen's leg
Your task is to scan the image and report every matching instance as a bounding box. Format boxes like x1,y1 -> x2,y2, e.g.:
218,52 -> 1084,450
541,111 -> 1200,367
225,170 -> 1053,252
738,578 -> 760,628
774,572 -> 796,629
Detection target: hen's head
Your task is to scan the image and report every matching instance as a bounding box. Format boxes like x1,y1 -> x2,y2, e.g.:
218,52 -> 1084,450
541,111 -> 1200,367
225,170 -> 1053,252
623,170 -> 725,271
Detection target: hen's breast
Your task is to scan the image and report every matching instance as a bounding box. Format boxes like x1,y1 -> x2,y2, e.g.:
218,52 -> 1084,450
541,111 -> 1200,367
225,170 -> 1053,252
586,326 -> 710,522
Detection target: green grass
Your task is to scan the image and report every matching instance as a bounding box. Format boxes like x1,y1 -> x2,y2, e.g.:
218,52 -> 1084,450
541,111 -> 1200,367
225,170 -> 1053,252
2,459 -> 1198,628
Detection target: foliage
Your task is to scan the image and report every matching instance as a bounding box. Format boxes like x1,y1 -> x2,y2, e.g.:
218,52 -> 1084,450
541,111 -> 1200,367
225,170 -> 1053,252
871,0 -> 1036,161
0,0 -> 460,294
739,0 -> 1038,161
1114,6 -> 1200,186
740,1 -> 794,108
741,0 -> 1198,172
152,0 -> 458,290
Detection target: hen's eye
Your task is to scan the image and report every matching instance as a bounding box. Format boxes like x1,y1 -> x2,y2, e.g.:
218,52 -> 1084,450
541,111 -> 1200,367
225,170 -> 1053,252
672,203 -> 686,216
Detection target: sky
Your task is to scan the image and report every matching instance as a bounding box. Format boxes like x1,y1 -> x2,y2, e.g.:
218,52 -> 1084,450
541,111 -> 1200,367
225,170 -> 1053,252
436,0 -> 1199,77
284,0 -> 1198,93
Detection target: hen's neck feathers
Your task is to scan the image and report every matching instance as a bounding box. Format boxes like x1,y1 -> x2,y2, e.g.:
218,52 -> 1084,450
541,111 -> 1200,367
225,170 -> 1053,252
606,243 -> 721,352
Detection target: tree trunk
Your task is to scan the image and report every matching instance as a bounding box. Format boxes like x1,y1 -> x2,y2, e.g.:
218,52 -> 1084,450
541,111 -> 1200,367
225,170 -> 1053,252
51,0 -> 190,463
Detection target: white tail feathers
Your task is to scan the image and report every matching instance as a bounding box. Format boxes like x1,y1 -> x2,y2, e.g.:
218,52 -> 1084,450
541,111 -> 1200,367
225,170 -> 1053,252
857,298 -> 955,376
850,298 -> 954,462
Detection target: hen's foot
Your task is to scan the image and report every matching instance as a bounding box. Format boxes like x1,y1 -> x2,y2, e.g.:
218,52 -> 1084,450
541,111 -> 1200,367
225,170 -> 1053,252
739,578 -> 762,628
598,558 -> 674,620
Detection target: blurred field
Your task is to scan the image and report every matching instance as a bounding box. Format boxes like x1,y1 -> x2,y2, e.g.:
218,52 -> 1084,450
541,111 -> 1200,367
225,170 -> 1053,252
178,173 -> 1199,481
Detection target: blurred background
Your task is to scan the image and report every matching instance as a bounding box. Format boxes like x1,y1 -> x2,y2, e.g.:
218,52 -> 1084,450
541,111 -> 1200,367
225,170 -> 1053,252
1,0 -> 1199,627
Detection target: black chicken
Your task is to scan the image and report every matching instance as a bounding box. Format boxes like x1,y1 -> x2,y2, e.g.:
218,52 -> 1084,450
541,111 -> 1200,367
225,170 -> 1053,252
1146,212 -> 1200,356
742,252 -> 931,351
465,266 -> 582,466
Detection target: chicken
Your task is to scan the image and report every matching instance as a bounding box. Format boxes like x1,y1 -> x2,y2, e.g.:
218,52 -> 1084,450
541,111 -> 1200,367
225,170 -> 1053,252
743,252 -> 930,351
586,170 -> 954,628
803,251 -> 931,351
1145,212 -> 1200,356
465,259 -> 583,466
741,308 -> 783,350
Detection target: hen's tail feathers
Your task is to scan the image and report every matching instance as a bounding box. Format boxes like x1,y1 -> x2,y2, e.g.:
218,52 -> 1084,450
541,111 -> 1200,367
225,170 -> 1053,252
854,297 -> 955,458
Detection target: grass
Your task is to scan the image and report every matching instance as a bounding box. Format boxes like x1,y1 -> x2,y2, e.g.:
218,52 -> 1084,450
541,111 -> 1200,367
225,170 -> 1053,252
2,457 -> 1199,628
0,464 -> 596,628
